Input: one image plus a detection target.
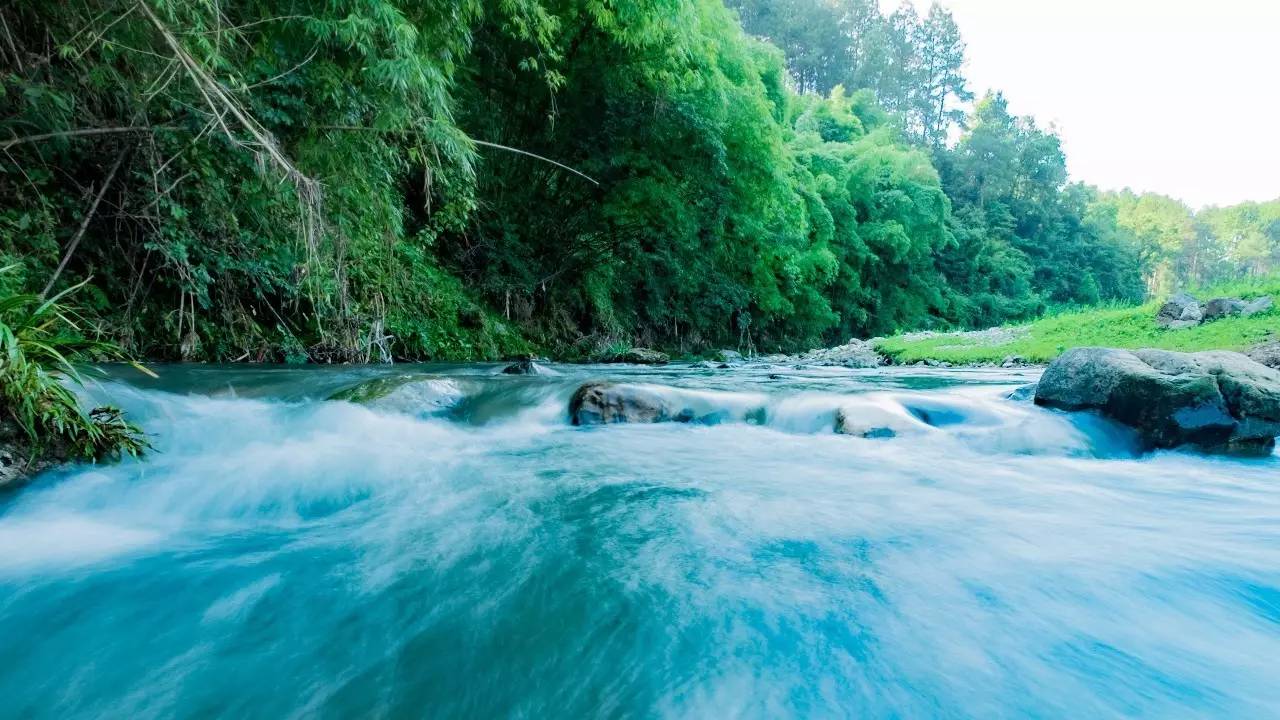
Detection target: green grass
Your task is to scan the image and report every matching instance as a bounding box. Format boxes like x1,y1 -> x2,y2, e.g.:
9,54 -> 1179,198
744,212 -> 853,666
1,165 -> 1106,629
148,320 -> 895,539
875,277 -> 1280,365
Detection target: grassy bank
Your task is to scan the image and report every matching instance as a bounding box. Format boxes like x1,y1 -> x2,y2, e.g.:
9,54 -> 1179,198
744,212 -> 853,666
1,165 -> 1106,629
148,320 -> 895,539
875,278 -> 1280,365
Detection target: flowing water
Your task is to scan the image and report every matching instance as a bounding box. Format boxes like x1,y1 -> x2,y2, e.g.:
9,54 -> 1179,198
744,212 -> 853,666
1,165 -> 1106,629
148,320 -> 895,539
1,363 -> 1278,719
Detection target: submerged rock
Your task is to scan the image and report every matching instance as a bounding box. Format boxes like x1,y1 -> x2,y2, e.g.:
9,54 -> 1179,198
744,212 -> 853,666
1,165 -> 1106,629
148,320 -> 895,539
834,407 -> 912,439
1156,292 -> 1203,328
502,359 -> 547,375
602,347 -> 669,365
328,374 -> 467,415
1006,383 -> 1037,402
1034,347 -> 1280,454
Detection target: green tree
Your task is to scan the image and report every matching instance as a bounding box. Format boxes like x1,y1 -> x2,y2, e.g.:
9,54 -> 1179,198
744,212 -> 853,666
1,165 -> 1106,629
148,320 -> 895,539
911,4 -> 971,146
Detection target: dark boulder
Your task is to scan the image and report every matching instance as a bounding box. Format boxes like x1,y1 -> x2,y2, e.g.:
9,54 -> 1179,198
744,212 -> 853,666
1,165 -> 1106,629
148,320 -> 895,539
570,383 -> 681,425
1202,297 -> 1246,321
502,359 -> 546,375
1156,292 -> 1203,328
1035,347 -> 1280,454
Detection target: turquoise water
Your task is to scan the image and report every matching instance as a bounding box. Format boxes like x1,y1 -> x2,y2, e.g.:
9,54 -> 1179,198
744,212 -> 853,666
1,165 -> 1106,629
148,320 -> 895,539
1,363 -> 1278,719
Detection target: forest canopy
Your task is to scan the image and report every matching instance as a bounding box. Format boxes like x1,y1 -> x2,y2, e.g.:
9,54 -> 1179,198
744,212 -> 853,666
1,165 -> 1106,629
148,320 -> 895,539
0,0 -> 1273,361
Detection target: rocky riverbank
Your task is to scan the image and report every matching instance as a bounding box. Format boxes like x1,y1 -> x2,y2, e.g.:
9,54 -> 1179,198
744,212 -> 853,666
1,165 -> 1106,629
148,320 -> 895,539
0,419 -> 69,491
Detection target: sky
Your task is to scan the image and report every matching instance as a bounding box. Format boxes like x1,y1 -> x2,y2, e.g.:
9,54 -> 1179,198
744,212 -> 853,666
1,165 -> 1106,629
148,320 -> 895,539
895,0 -> 1280,209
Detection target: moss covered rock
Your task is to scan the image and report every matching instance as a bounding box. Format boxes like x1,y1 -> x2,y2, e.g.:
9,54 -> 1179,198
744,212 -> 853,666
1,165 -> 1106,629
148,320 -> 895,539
1035,347 -> 1280,454
328,374 -> 469,416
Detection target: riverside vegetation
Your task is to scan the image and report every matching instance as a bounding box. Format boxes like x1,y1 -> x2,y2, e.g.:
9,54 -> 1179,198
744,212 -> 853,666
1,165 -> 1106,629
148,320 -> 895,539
0,270 -> 148,488
3,0 -> 1278,367
2,1 -> 1279,471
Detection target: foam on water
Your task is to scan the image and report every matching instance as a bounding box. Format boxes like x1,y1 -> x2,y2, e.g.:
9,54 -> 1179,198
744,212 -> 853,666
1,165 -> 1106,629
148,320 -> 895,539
0,364 -> 1277,719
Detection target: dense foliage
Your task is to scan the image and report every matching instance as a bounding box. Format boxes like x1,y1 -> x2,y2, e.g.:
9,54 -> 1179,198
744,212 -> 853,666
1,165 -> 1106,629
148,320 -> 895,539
1099,192 -> 1280,294
0,269 -> 147,464
0,0 -> 1271,362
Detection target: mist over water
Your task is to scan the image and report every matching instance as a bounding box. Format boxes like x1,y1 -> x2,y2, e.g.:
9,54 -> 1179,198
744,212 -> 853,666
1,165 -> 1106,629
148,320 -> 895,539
1,364 -> 1278,719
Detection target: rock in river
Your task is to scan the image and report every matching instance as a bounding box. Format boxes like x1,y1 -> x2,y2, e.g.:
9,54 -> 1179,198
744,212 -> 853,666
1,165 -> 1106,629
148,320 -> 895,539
602,347 -> 669,365
328,374 -> 468,416
502,359 -> 548,375
1034,347 -> 1280,454
569,382 -> 765,426
570,383 -> 680,425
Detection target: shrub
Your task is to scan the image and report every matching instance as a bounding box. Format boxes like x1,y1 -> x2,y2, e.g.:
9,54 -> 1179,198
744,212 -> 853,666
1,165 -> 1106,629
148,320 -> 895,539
0,268 -> 148,464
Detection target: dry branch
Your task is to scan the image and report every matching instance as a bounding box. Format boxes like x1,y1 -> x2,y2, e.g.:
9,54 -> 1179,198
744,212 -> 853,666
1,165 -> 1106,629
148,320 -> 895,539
320,126 -> 600,186
136,0 -> 322,254
0,126 -> 157,152
42,146 -> 130,298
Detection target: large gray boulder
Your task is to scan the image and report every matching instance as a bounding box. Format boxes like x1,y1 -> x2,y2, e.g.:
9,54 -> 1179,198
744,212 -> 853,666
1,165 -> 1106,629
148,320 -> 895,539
1156,293 -> 1203,328
570,383 -> 682,425
1202,297 -> 1246,321
1248,342 -> 1280,370
1242,295 -> 1274,317
715,349 -> 744,363
1035,347 -> 1280,454
569,382 -> 764,426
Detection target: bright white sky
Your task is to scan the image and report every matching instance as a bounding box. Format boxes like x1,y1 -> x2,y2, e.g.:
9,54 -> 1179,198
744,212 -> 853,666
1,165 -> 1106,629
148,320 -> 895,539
894,0 -> 1280,209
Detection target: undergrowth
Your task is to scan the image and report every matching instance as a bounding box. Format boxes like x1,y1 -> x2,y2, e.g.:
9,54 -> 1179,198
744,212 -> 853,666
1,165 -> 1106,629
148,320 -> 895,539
0,267 -> 148,466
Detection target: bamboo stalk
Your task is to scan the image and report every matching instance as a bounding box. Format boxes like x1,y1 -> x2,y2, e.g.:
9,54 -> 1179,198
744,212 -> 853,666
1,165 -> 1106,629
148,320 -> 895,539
42,147 -> 129,298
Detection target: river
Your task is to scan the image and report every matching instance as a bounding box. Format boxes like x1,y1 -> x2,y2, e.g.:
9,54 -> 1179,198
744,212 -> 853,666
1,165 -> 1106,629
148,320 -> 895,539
1,363 -> 1277,718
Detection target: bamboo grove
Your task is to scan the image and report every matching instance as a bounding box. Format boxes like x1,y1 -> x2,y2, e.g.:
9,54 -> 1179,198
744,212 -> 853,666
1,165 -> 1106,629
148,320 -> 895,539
1,0 -> 1274,361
